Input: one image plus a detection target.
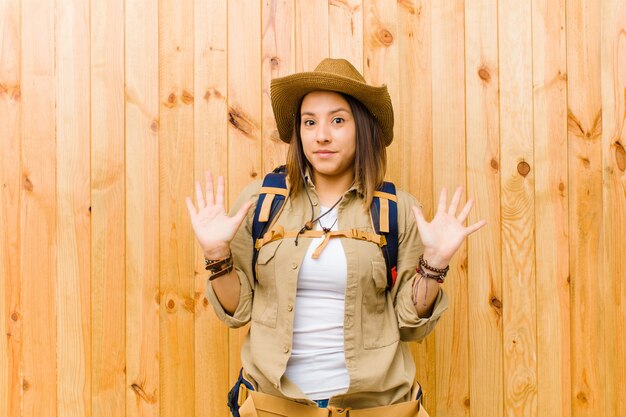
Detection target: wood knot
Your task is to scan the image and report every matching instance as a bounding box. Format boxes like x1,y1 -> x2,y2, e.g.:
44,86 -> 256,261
615,141 -> 626,171
558,182 -> 565,192
166,92 -> 176,108
490,297 -> 502,310
202,298 -> 209,308
478,67 -> 491,82
517,161 -> 531,177
228,105 -> 257,137
150,119 -> 159,132
166,298 -> 175,310
576,391 -> 588,403
376,28 -> 394,46
23,380 -> 30,391
490,158 -> 499,171
181,90 -> 194,104
10,312 -> 19,322
23,175 -> 33,192
250,171 -> 258,178
464,397 -> 470,407
270,57 -> 280,68
131,383 -> 157,404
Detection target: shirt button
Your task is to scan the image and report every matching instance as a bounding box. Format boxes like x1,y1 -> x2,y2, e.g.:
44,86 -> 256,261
287,304 -> 293,311
313,201 -> 318,206
283,345 -> 290,353
291,262 -> 298,270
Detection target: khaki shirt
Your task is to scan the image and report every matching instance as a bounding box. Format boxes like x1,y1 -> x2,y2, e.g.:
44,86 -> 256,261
206,176 -> 449,409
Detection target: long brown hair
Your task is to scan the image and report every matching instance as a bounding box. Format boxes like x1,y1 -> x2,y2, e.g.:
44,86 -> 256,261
285,92 -> 387,209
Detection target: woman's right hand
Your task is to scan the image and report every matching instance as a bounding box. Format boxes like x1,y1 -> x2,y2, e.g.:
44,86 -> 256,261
186,172 -> 253,259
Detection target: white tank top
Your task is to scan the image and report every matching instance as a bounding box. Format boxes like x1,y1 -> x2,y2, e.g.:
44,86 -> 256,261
283,205 -> 350,400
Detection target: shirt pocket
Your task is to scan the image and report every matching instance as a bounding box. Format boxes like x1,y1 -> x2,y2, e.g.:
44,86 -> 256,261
252,239 -> 282,328
361,259 -> 400,349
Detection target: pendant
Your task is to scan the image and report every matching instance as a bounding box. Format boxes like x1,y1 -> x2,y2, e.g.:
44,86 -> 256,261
304,221 -> 314,230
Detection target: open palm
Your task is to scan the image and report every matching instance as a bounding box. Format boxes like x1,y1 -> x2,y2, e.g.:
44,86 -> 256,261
185,172 -> 253,258
412,187 -> 486,268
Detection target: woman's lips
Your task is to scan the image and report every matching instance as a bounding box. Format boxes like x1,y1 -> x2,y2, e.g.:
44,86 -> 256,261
314,151 -> 336,158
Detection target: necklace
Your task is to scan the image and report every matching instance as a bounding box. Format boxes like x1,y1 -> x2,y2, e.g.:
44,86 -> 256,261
295,193 -> 343,246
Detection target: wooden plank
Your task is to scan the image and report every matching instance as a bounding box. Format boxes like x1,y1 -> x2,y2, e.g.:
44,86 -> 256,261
227,0 -> 262,387
396,0 -> 436,407
194,0 -> 228,415
0,0 -> 22,415
56,0 -> 91,416
566,0 -> 604,416
295,0 -> 328,72
600,1 -> 626,416
261,0 -> 293,174
532,0 -> 571,416
363,0 -> 399,182
499,0 -> 537,416
329,0 -> 363,72
91,0 -> 126,415
431,1 -> 468,416
125,0 -> 159,415
464,0 -> 503,416
158,0 -> 195,414
21,0 -> 57,415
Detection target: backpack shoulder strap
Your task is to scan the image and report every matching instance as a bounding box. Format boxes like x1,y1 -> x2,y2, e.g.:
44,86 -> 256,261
371,182 -> 399,290
252,166 -> 288,279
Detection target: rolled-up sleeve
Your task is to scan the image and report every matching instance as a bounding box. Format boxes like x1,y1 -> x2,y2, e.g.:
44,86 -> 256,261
205,179 -> 262,328
392,190 -> 449,342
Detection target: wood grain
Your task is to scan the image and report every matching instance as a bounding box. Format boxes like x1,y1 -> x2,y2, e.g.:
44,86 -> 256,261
0,0 -> 22,415
91,0 -> 126,415
329,0 -> 363,72
158,0 -> 196,415
261,0 -> 293,174
56,0 -> 91,415
499,0 -> 538,416
532,0 -> 571,416
227,0 -> 262,388
126,0 -> 160,415
396,0 -> 436,406
21,0 -> 57,415
465,0 -> 504,416
431,1 -> 469,416
194,0 -> 229,415
601,1 -> 626,416
295,0 -> 328,72
567,1 -> 604,416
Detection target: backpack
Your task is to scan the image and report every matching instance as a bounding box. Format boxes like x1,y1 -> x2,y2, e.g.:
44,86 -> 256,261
251,166 -> 399,290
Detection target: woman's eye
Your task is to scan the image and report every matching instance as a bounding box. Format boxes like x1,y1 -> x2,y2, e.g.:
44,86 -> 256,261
333,117 -> 344,124
303,120 -> 315,126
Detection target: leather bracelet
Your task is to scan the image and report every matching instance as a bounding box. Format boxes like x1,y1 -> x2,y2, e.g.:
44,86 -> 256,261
419,254 -> 449,275
416,264 -> 446,284
205,253 -> 234,281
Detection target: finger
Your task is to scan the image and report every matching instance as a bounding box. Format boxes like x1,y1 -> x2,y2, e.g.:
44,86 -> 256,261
436,188 -> 447,214
447,186 -> 463,216
232,200 -> 254,228
465,219 -> 487,235
195,180 -> 206,209
215,175 -> 225,207
412,205 -> 427,229
185,196 -> 197,217
205,171 -> 215,206
456,199 -> 474,224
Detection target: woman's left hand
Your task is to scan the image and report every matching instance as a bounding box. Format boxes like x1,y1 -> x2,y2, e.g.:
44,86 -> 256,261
412,187 -> 486,269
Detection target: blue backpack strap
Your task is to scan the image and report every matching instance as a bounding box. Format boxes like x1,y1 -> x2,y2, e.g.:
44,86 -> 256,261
371,182 -> 399,290
252,166 -> 288,279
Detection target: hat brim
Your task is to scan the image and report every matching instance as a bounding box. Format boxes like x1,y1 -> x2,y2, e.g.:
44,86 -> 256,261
270,72 -> 394,146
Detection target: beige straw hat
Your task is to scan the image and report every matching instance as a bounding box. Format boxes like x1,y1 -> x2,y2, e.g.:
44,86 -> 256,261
270,58 -> 394,146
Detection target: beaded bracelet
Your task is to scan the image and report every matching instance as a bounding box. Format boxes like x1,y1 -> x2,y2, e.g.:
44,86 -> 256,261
205,253 -> 234,281
419,254 -> 449,275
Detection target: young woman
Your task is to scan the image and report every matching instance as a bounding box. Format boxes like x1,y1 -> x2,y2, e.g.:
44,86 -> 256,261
186,58 -> 486,416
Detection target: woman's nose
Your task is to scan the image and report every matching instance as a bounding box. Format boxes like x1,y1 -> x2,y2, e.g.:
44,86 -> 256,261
315,123 -> 330,142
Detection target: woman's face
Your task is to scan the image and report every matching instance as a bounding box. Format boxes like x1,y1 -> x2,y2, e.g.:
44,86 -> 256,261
299,91 -> 357,184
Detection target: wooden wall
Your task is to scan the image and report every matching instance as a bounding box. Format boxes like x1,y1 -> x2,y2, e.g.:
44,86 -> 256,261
0,0 -> 624,416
